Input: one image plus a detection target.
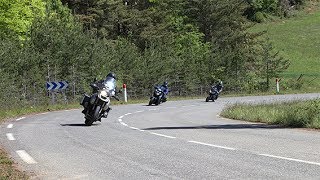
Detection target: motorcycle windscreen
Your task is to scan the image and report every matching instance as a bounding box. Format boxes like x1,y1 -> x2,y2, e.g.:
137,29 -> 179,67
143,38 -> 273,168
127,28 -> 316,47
103,77 -> 116,95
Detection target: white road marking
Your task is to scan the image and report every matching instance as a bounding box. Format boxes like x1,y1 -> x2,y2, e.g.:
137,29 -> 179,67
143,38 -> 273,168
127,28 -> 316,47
188,141 -> 236,150
7,124 -> 13,129
125,113 -> 132,116
118,119 -> 122,122
119,115 -> 124,119
16,117 -> 25,121
259,154 -> 320,166
129,127 -> 140,130
6,133 -> 15,141
16,150 -> 37,164
120,122 -> 128,126
135,110 -> 144,113
150,132 -> 176,139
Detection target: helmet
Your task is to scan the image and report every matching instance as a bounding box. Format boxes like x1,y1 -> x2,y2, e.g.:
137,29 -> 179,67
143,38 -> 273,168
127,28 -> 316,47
163,81 -> 168,86
107,72 -> 116,80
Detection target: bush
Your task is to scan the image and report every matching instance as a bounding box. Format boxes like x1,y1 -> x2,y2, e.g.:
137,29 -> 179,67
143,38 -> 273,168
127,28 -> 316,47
253,11 -> 267,23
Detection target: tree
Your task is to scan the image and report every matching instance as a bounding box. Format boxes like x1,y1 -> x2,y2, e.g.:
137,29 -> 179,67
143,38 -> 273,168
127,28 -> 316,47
0,0 -> 45,40
260,38 -> 290,90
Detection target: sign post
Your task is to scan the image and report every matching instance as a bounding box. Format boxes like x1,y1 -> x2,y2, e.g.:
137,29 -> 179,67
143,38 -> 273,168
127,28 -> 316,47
123,84 -> 127,102
46,81 -> 69,104
276,78 -> 281,94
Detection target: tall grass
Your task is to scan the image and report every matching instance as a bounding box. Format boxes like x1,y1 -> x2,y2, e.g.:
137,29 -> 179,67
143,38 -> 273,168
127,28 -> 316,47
221,99 -> 320,129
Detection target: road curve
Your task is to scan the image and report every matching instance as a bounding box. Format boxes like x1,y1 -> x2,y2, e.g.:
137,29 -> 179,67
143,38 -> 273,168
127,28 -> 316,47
1,93 -> 320,179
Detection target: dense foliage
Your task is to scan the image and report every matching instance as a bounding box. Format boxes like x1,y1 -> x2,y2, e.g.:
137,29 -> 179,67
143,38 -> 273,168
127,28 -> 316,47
246,0 -> 308,22
0,0 -> 290,108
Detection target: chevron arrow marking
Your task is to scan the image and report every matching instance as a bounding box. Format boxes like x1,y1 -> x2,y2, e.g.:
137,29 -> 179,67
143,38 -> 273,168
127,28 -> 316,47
46,81 -> 69,90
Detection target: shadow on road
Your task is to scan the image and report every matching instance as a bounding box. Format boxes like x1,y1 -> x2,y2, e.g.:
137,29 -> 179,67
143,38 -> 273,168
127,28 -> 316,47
143,123 -> 283,130
60,123 -> 99,127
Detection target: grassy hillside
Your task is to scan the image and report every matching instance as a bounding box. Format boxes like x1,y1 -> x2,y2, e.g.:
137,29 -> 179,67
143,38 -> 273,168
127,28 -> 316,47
252,5 -> 320,92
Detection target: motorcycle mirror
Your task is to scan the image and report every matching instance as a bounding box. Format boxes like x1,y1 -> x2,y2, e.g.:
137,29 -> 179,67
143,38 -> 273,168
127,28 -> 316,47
90,83 -> 98,89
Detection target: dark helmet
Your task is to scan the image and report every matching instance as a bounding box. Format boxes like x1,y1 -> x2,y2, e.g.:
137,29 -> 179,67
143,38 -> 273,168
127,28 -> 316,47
107,72 -> 116,80
163,81 -> 168,86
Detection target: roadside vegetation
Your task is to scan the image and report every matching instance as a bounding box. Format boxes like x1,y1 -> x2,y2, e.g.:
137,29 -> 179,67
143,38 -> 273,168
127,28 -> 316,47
221,99 -> 320,129
0,0 -> 292,113
0,148 -> 29,179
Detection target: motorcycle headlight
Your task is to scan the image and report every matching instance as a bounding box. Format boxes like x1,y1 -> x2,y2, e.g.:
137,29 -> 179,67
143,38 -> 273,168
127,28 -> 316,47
98,90 -> 109,101
155,89 -> 161,95
111,91 -> 115,96
209,90 -> 212,93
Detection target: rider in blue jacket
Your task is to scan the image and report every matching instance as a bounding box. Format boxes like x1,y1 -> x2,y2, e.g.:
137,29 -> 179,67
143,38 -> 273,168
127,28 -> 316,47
160,81 -> 169,102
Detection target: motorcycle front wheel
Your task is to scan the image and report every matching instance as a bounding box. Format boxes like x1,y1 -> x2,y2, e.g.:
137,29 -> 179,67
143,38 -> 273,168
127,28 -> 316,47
155,97 -> 161,105
206,96 -> 210,102
148,98 -> 153,106
93,105 -> 101,121
85,118 -> 93,126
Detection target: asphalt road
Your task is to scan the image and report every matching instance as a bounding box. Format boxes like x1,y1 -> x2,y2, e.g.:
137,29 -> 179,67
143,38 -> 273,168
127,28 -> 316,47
1,93 -> 320,179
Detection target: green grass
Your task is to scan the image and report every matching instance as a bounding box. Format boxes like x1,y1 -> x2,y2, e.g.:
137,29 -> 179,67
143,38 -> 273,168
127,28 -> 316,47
221,99 -> 320,129
251,5 -> 320,92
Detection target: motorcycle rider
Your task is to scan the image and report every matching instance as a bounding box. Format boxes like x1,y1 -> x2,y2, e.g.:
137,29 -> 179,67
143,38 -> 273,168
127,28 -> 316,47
211,80 -> 223,96
81,72 -> 118,118
160,81 -> 169,102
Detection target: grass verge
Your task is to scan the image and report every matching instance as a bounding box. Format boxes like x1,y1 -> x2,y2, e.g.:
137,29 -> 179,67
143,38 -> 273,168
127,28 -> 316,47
221,99 -> 320,129
0,148 -> 29,179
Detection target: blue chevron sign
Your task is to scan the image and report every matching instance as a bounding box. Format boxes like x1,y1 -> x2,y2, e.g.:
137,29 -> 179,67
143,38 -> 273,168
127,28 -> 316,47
46,81 -> 68,90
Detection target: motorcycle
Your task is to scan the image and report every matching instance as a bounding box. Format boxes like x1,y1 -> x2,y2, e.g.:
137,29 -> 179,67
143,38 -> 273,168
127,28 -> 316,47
148,85 -> 166,106
80,77 -> 117,126
206,86 -> 219,102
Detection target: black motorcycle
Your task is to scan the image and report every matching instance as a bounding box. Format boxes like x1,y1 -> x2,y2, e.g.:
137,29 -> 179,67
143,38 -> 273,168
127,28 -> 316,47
81,77 -> 117,126
148,85 -> 166,106
206,86 -> 219,102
